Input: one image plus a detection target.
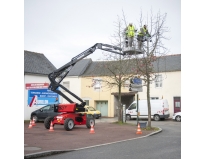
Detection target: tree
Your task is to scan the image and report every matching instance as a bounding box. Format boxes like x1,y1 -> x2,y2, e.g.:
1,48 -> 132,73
132,10 -> 169,128
92,15 -> 136,122
85,10 -> 169,125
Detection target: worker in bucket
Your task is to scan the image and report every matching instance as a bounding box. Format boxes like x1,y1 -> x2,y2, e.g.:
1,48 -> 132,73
126,23 -> 135,47
137,25 -> 151,49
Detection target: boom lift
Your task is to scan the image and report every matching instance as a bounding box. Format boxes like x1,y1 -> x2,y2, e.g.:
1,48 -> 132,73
44,43 -> 125,131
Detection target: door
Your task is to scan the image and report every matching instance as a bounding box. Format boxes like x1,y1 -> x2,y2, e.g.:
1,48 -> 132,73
127,102 -> 137,118
47,105 -> 59,117
174,97 -> 181,113
37,105 -> 51,119
96,101 -> 108,117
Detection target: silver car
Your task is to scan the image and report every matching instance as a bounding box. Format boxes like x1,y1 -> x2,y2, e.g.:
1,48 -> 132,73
172,112 -> 181,122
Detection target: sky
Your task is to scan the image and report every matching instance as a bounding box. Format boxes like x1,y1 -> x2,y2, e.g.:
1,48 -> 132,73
24,0 -> 181,69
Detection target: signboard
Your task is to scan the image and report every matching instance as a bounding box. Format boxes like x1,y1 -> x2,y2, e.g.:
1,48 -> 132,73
25,83 -> 49,89
131,78 -> 142,84
28,89 -> 59,107
129,77 -> 143,92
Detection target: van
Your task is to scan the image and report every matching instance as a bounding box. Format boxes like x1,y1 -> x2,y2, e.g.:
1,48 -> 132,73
84,106 -> 101,119
126,99 -> 170,121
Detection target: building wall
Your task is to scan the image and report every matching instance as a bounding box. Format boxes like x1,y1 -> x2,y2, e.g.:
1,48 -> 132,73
137,71 -> 181,117
24,74 -> 53,120
81,71 -> 181,118
81,77 -> 116,117
61,76 -> 81,104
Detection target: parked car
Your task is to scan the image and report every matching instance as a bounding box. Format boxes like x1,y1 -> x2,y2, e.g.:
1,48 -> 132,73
30,104 -> 60,122
172,112 -> 181,122
84,106 -> 101,119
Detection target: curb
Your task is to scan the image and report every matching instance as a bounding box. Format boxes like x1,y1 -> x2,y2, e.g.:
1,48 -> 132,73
24,150 -> 73,159
24,127 -> 162,159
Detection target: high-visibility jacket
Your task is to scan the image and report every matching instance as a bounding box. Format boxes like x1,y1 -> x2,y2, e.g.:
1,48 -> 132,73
138,27 -> 147,36
127,25 -> 135,37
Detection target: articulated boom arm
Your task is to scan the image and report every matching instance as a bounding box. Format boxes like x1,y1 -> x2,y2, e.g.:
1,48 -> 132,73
48,43 -> 124,107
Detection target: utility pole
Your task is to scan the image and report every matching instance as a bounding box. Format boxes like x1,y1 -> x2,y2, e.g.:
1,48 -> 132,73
136,92 -> 139,126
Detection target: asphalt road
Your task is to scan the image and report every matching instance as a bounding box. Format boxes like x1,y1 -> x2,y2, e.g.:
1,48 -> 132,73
38,120 -> 181,159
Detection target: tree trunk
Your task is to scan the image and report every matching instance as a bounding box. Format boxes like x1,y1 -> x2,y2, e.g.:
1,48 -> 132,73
118,82 -> 123,122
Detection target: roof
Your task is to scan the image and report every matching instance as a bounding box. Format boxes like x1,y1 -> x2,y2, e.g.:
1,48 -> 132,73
153,54 -> 181,72
24,50 -> 56,75
81,54 -> 181,77
67,59 -> 92,76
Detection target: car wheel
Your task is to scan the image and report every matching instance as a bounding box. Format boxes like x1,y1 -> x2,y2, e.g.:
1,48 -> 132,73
31,115 -> 38,122
64,118 -> 74,131
44,117 -> 53,129
86,118 -> 95,129
126,114 -> 131,121
175,115 -> 181,122
154,115 -> 160,121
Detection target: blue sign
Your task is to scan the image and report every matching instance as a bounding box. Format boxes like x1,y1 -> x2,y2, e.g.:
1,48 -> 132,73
133,78 -> 142,84
28,89 -> 59,107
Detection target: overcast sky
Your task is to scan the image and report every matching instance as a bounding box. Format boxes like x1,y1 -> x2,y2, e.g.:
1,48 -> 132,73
24,0 -> 181,69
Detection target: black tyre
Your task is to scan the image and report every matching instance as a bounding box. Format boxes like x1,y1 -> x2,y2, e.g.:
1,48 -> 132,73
126,114 -> 131,121
86,118 -> 95,129
64,118 -> 74,131
31,115 -> 38,122
154,114 -> 160,121
44,117 -> 53,129
175,115 -> 181,122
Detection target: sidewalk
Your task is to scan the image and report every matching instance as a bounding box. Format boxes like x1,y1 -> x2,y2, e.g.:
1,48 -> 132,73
24,118 -> 162,159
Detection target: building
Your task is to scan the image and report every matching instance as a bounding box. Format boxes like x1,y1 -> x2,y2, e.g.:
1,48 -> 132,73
24,50 -> 57,120
63,54 -> 181,118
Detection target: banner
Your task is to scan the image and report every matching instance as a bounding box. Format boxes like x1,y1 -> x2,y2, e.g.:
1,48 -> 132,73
28,89 -> 59,107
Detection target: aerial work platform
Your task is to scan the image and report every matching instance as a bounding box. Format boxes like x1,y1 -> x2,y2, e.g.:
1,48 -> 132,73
122,46 -> 143,55
122,29 -> 144,56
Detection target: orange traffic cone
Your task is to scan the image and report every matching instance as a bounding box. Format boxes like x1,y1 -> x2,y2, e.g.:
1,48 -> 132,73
136,123 -> 142,134
90,124 -> 95,134
32,118 -> 36,126
28,120 -> 32,129
49,121 -> 54,131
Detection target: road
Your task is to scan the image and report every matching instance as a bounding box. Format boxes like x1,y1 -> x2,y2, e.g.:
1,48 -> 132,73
37,120 -> 181,159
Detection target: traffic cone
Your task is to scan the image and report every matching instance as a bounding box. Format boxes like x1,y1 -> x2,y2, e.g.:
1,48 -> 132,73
49,121 -> 54,131
28,120 -> 32,129
32,118 -> 36,126
90,124 -> 95,134
136,123 -> 142,134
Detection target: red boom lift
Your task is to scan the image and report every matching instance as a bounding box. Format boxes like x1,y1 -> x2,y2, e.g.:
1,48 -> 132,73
44,43 -> 125,131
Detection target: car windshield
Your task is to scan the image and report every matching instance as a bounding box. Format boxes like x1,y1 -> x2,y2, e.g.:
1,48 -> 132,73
87,107 -> 96,111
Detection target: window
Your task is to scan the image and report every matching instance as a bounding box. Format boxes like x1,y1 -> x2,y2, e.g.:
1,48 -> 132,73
155,75 -> 162,88
92,78 -> 101,91
128,103 -> 136,110
63,81 -> 70,91
42,105 -> 50,111
175,102 -> 180,108
84,100 -> 89,106
151,97 -> 159,100
123,79 -> 129,88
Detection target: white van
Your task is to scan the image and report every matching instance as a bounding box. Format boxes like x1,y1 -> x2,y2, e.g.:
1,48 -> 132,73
126,99 -> 170,121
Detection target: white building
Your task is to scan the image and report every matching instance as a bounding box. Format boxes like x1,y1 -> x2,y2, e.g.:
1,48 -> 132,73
24,50 -> 57,120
